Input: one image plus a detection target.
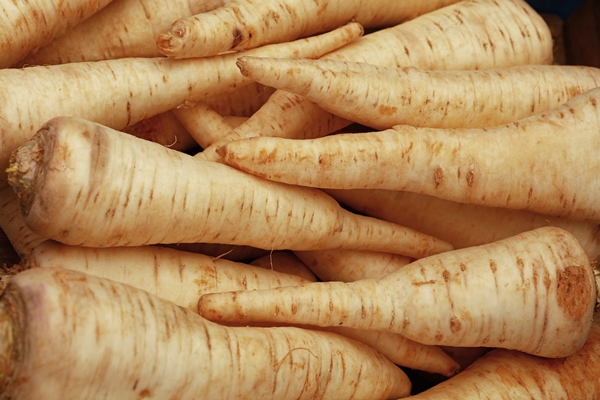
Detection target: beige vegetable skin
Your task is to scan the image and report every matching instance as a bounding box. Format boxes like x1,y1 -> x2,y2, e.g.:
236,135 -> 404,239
235,57 -> 600,129
0,267 -> 411,399
0,22 -> 362,186
200,0 -> 553,161
218,86 -> 600,223
156,0 -> 461,58
410,322 -> 600,399
0,0 -> 114,68
199,226 -> 597,358
6,117 -> 451,258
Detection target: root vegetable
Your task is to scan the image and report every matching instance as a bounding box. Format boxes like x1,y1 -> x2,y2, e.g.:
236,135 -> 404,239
410,322 -> 600,399
122,111 -> 198,152
198,226 -> 597,358
6,117 -> 452,258
163,242 -> 269,262
0,21 -> 362,186
18,240 -> 309,310
19,0 -> 226,65
327,189 -> 600,262
0,266 -> 411,399
200,0 -> 553,161
250,251 -> 317,282
217,86 -> 600,223
329,327 -> 461,378
294,249 -> 412,282
156,0 -> 461,58
172,101 -> 236,149
0,0 -> 114,68
235,57 -> 600,130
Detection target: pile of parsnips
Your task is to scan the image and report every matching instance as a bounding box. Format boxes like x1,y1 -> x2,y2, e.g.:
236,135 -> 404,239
1,0 -> 600,399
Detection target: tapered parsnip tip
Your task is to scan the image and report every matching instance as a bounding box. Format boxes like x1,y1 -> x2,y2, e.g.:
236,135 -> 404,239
156,20 -> 188,57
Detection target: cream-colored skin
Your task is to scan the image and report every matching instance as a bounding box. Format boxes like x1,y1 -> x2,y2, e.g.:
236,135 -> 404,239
410,323 -> 600,399
0,267 -> 411,399
0,22 -> 362,186
157,0 -> 463,58
200,0 -> 554,161
218,87 -> 600,223
21,241 -> 310,310
250,251 -> 317,282
20,0 -> 227,65
7,117 -> 451,257
294,249 -> 412,282
235,58 -> 600,130
326,189 -> 600,262
199,227 -> 597,359
0,0 -> 114,68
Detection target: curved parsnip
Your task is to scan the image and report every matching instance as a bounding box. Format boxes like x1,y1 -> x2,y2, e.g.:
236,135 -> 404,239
410,323 -> 600,399
157,0 -> 461,58
0,22 -> 362,186
0,0 -> 114,68
235,58 -> 600,130
200,0 -> 553,161
6,117 -> 451,258
0,267 -> 411,399
19,241 -> 310,310
199,227 -> 597,358
326,189 -> 600,262
218,87 -> 600,223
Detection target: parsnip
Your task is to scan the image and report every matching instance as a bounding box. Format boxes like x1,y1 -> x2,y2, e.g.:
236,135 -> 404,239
235,57 -> 600,129
410,322 -> 600,399
6,117 -> 452,258
218,86 -> 600,223
19,241 -> 310,310
157,0 -> 461,58
295,249 -> 412,282
0,0 -> 114,68
200,0 -> 553,161
19,0 -> 227,65
0,22 -> 362,185
199,227 -> 597,358
0,267 -> 411,399
327,189 -> 600,261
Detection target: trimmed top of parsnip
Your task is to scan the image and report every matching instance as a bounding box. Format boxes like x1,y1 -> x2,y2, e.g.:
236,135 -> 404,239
6,131 -> 48,218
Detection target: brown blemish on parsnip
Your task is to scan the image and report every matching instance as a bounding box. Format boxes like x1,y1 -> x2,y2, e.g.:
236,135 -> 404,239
556,265 -> 592,320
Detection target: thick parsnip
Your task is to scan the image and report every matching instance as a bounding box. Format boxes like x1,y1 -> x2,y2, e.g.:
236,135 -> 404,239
0,0 -> 114,68
218,87 -> 600,223
410,322 -> 600,399
0,267 -> 411,399
199,227 -> 597,358
327,189 -> 600,262
250,251 -> 318,282
19,0 -> 226,65
157,0 -> 461,58
236,57 -> 600,129
0,22 -> 362,185
200,0 -> 553,160
6,117 -> 451,258
18,241 -> 310,310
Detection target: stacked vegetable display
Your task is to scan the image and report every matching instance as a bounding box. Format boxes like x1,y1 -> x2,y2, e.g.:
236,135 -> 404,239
0,0 -> 599,398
